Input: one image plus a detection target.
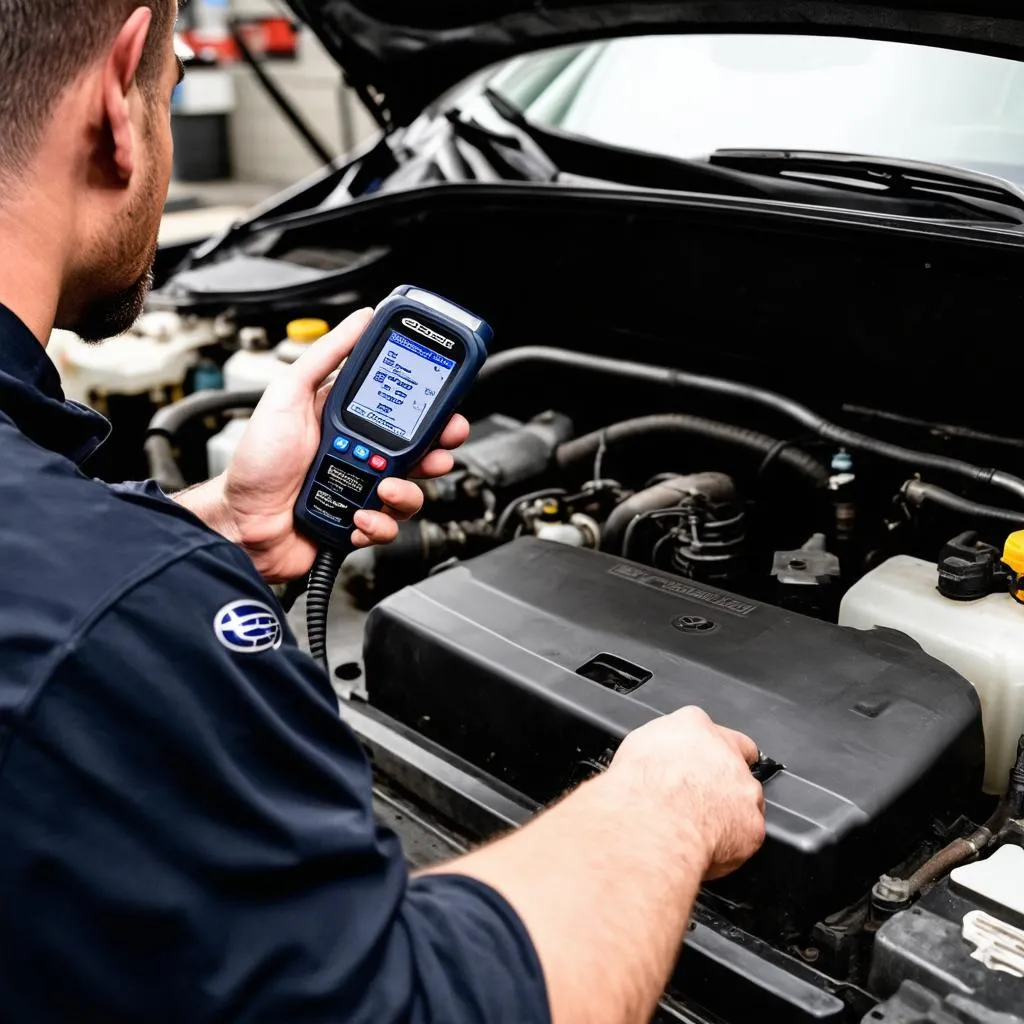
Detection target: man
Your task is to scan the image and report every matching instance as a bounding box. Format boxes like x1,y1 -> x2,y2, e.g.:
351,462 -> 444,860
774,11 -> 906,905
0,3 -> 766,1022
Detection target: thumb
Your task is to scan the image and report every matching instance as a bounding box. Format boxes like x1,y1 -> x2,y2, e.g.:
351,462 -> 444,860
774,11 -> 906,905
723,728 -> 759,766
290,307 -> 374,391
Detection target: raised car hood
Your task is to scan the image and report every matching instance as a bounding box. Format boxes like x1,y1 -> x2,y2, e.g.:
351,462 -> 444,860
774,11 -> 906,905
287,1 -> 1024,129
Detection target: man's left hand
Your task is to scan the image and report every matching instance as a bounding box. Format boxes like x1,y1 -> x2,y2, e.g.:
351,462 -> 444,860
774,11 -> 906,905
178,308 -> 470,583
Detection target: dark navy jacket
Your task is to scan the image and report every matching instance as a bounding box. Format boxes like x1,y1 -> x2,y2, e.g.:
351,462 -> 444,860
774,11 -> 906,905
0,305 -> 549,1023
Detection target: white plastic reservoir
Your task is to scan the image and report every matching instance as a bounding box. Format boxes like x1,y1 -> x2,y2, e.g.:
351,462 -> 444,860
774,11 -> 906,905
206,418 -> 250,479
839,554 -> 1024,794
212,320 -> 330,477
222,318 -> 328,393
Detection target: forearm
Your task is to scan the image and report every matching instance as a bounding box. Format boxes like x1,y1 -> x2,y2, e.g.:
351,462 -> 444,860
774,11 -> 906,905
172,476 -> 241,545
417,770 -> 707,1024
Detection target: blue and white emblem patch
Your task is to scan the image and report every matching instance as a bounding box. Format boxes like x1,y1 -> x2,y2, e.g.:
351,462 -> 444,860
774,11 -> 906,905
214,600 -> 283,654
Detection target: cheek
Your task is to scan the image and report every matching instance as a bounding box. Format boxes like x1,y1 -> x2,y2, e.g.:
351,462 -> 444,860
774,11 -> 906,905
155,119 -> 174,190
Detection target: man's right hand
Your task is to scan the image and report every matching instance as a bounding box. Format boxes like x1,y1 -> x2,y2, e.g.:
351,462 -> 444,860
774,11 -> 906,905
608,706 -> 766,880
419,705 -> 768,1024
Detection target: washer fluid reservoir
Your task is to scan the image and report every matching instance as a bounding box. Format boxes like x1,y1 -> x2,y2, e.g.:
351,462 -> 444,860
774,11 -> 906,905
840,543 -> 1024,794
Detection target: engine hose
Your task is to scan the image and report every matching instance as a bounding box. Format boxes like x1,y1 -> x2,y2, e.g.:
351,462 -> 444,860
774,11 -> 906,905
904,826 -> 995,896
147,389 -> 264,440
556,415 -> 829,487
604,473 -> 736,554
901,480 -> 1024,527
307,548 -> 345,673
496,488 -> 567,539
482,347 -> 1024,506
1007,735 -> 1024,820
145,389 -> 265,489
144,435 -> 187,494
897,735 -> 1024,898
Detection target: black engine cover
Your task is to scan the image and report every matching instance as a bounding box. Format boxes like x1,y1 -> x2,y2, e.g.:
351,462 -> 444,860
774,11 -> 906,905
365,539 -> 984,935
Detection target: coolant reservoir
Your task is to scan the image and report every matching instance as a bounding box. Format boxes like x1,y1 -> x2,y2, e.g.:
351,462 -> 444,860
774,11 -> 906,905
223,348 -> 284,393
213,320 -> 329,476
206,417 -> 250,479
275,318 -> 329,364
222,319 -> 329,392
839,553 -> 1024,793
49,312 -> 217,404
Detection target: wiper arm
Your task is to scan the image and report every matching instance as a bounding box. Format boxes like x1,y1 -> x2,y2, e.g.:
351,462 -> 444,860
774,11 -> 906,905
444,94 -> 560,183
481,88 -> 777,200
709,149 -> 1024,225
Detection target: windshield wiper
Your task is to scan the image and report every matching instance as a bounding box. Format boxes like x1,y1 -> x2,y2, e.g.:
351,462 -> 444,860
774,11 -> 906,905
708,150 -> 1024,225
444,95 -> 560,183
460,94 -> 1024,226
479,88 -> 780,199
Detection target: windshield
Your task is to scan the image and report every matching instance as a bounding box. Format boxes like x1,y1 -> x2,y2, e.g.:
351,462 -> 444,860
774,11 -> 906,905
485,35 -> 1024,188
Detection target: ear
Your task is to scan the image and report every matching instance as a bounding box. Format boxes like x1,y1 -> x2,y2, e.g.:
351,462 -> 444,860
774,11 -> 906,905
102,7 -> 154,183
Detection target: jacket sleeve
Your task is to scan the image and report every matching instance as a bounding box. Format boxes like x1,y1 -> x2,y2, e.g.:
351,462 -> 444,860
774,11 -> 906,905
0,540 -> 549,1024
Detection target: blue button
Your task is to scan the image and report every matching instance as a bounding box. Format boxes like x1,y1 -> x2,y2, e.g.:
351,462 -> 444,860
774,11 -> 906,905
352,444 -> 371,462
332,436 -> 351,453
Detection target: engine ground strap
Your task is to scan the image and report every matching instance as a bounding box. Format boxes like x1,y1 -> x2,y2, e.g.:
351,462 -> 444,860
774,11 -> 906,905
963,910 -> 1024,978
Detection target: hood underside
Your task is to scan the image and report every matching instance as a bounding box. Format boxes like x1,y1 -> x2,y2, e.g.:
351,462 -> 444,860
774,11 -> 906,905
287,1 -> 1024,128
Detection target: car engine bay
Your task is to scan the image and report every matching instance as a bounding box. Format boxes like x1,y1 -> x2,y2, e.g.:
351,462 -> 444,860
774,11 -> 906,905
64,183 -> 1024,1021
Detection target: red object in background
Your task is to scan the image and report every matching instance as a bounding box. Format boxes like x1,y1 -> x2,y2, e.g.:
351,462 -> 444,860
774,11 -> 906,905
182,17 -> 298,65
250,17 -> 299,58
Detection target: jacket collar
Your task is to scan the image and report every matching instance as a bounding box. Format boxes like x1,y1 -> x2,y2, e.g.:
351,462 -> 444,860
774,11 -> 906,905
0,304 -> 110,466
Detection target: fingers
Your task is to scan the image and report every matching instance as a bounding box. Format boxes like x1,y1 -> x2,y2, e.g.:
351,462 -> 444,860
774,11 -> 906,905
314,377 -> 338,418
724,728 -> 759,766
407,415 -> 469,478
668,708 -> 759,766
376,478 -> 425,519
351,511 -> 399,547
410,450 -> 456,480
290,307 -> 374,391
437,414 -> 470,451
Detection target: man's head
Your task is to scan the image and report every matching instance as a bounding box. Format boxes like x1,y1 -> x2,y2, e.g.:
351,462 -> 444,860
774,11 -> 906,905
0,2 -> 183,340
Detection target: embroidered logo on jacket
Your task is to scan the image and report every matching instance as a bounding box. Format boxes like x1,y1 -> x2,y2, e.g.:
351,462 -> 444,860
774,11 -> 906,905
214,600 -> 283,654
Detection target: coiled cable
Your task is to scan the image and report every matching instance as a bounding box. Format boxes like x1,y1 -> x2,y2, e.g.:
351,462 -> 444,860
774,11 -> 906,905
307,548 -> 346,673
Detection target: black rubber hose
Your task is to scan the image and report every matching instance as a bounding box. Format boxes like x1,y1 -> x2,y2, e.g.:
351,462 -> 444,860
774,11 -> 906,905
145,435 -> 187,493
904,826 -> 994,896
482,347 -> 1024,505
603,473 -> 736,554
147,389 -> 265,440
901,480 -> 1024,527
899,735 -> 1024,897
496,488 -> 567,539
145,389 -> 265,493
307,548 -> 345,673
1006,735 -> 1024,821
556,415 -> 829,487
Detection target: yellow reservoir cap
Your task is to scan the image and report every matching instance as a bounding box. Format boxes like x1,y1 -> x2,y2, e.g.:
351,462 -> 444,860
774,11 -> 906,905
286,318 -> 330,343
1003,531 -> 1024,602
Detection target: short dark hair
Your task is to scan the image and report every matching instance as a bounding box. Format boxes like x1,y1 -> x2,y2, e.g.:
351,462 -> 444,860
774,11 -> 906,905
0,1 -> 178,174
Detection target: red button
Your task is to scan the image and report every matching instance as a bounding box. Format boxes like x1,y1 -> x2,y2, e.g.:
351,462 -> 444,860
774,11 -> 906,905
369,454 -> 389,472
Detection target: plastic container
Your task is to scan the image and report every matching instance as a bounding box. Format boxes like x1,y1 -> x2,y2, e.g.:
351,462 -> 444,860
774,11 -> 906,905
275,318 -> 329,364
839,554 -> 1024,793
223,319 -> 329,391
223,348 -> 288,393
214,320 -> 329,475
48,313 -> 218,405
206,417 -> 250,479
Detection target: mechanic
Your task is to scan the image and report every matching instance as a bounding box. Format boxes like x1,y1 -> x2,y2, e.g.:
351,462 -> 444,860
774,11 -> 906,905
0,4 -> 766,1022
